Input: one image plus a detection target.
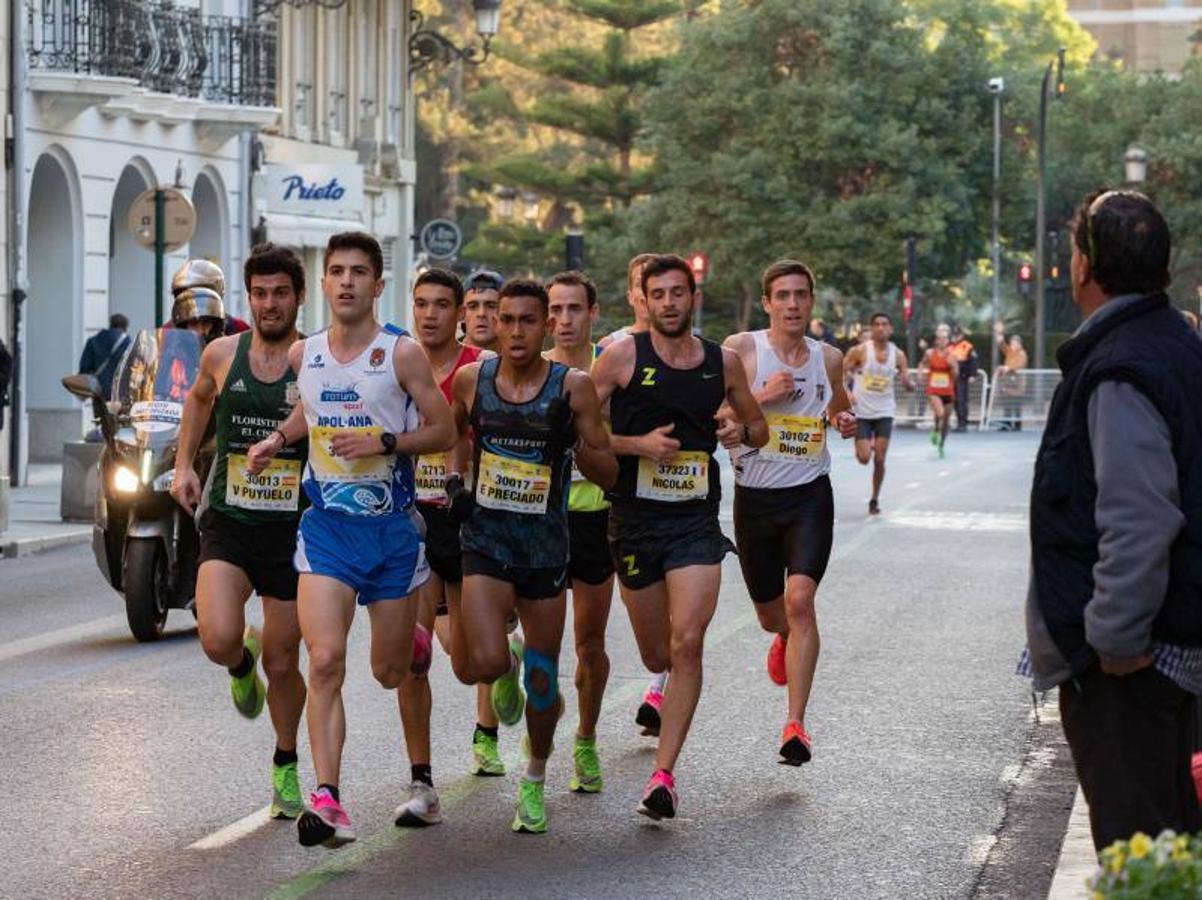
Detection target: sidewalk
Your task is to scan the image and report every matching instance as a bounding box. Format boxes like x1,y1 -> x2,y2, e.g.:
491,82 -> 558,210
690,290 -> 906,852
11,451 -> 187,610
1047,789 -> 1094,899
2,463 -> 92,559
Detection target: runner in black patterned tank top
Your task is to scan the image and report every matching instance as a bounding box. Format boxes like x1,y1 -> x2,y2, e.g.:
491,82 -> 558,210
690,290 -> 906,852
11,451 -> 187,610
590,254 -> 768,821
170,244 -> 310,822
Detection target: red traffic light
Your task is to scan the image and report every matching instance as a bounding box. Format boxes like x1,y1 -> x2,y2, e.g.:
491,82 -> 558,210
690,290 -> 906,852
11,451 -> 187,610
1018,263 -> 1033,281
689,252 -> 710,281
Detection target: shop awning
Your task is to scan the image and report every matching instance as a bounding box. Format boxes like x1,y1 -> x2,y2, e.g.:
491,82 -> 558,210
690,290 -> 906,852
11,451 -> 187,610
263,212 -> 369,247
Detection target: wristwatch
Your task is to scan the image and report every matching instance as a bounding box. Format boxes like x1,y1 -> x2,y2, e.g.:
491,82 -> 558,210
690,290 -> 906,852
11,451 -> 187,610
379,432 -> 397,455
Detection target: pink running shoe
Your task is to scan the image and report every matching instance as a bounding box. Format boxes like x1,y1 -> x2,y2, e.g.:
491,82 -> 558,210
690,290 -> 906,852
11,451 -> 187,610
1192,752 -> 1202,806
767,633 -> 787,686
411,623 -> 433,676
637,769 -> 678,820
298,789 -> 356,848
636,689 -> 663,737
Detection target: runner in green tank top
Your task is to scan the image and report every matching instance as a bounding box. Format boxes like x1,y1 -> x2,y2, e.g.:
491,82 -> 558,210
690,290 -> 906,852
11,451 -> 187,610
171,245 -> 310,821
544,271 -> 615,795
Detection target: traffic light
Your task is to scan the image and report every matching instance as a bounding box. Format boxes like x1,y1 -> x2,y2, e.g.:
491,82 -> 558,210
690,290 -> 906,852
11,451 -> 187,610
1018,262 -> 1034,297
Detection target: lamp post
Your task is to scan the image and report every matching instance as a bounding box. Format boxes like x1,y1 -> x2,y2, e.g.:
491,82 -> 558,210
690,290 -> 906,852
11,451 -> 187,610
409,1 -> 502,79
988,76 -> 1004,374
1124,145 -> 1148,185
1034,47 -> 1065,370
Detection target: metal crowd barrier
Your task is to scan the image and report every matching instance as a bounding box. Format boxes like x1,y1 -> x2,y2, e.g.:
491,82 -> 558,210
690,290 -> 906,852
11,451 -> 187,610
981,368 -> 1061,430
891,371 -> 990,430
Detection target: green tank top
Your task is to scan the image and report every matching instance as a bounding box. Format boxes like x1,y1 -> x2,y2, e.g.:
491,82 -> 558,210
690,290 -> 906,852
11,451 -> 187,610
209,332 -> 307,524
568,343 -> 609,513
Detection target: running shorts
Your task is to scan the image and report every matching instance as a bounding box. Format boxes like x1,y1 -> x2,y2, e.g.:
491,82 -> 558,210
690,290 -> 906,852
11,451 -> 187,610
418,502 -> 463,585
568,509 -> 615,586
462,550 -> 567,601
855,417 -> 894,441
294,506 -> 430,604
733,476 -> 834,602
607,507 -> 735,591
199,507 -> 300,601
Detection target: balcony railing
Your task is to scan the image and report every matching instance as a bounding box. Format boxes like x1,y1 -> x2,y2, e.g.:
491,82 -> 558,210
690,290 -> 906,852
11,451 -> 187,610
26,0 -> 277,108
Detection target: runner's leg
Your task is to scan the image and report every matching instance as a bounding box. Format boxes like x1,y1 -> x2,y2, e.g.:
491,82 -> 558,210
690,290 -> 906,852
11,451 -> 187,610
573,576 -> 614,738
459,573 -> 518,682
517,591 -> 568,764
261,595 -> 306,753
398,591 -> 436,773
196,561 -> 253,668
782,573 -> 820,726
872,436 -> 890,503
297,574 -> 356,788
366,591 -> 420,691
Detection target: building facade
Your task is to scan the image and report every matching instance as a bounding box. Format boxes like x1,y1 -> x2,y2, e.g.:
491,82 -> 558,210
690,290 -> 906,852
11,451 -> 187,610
1067,1 -> 1202,74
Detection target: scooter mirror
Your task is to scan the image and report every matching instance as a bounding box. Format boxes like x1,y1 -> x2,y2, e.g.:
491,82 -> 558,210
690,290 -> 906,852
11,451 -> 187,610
61,373 -> 103,401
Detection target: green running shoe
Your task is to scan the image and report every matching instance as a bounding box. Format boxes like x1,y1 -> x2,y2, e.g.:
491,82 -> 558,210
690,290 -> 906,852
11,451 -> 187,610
490,635 -> 525,727
930,427 -> 939,446
938,443 -> 946,459
570,737 -> 603,794
511,778 -> 547,834
271,761 -> 304,819
230,626 -> 266,720
471,729 -> 506,777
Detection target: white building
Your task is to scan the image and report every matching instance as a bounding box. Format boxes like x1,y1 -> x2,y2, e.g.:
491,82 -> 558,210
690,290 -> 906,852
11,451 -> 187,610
1067,1 -> 1202,74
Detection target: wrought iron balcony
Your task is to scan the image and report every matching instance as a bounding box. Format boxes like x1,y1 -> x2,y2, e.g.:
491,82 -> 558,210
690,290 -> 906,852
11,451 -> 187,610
25,0 -> 277,108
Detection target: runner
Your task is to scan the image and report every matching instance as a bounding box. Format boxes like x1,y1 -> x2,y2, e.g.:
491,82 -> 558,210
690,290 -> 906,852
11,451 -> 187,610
544,270 -> 613,794
844,312 -> 914,514
921,323 -> 958,458
464,269 -> 503,352
170,243 -> 309,820
394,267 -> 502,829
245,231 -> 456,849
446,278 -> 616,834
598,253 -> 655,349
590,253 -> 767,819
722,259 -> 856,766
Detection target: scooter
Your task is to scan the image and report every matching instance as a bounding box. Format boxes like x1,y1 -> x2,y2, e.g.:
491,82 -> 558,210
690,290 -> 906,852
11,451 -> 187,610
62,328 -> 210,642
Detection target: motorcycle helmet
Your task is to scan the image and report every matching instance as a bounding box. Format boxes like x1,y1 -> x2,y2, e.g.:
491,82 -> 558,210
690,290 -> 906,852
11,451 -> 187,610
171,286 -> 226,343
171,259 -> 226,299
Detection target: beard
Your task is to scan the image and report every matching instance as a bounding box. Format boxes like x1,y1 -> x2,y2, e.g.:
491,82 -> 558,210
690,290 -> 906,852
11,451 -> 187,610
254,308 -> 298,342
650,308 -> 693,338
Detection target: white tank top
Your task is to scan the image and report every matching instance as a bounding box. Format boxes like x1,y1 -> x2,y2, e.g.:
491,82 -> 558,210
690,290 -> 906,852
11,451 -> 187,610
853,342 -> 898,419
732,332 -> 831,489
297,327 -> 417,517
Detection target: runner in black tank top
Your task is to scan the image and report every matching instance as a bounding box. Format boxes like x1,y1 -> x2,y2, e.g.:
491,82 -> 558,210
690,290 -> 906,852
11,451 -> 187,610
446,279 -> 615,836
590,254 -> 767,821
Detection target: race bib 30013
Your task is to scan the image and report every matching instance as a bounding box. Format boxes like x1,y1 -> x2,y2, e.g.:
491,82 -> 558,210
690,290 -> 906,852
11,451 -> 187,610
308,425 -> 394,483
475,451 -> 552,515
636,451 -> 709,502
761,414 -> 825,463
415,452 -> 448,504
225,455 -> 302,512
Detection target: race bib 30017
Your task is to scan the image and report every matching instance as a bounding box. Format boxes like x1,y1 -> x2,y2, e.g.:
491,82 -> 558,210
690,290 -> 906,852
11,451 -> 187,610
309,426 -> 393,483
636,451 -> 709,502
475,451 -> 552,515
225,454 -> 301,511
761,414 -> 825,463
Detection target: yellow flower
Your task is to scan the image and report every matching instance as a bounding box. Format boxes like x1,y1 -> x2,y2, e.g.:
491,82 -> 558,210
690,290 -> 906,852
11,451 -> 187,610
1129,833 -> 1153,860
1108,850 -> 1127,874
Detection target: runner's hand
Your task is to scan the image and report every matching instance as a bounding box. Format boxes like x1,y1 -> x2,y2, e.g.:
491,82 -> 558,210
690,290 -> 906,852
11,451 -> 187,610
640,423 -> 681,463
246,433 -> 282,475
445,473 -> 475,524
714,414 -> 742,450
759,371 -> 795,405
330,430 -> 384,460
170,467 -> 201,513
547,393 -> 574,438
833,410 -> 857,439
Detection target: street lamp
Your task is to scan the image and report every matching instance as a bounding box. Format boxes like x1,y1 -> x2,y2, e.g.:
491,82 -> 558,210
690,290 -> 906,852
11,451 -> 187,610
495,186 -> 517,219
1124,145 -> 1148,184
522,191 -> 540,225
1034,47 -> 1066,370
988,76 -> 1004,374
409,1 -> 503,79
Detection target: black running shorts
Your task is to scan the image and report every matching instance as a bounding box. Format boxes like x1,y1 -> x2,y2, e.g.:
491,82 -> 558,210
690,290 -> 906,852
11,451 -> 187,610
568,509 -> 615,586
462,551 -> 567,601
855,417 -> 894,441
418,503 -> 463,585
199,507 -> 300,601
607,506 -> 735,591
733,476 -> 835,603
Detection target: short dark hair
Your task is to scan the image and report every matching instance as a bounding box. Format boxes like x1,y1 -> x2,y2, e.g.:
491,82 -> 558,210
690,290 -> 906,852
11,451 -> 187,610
627,253 -> 658,291
414,267 -> 464,305
1071,189 -> 1171,297
324,231 -> 384,280
870,311 -> 892,325
498,277 -> 549,312
466,268 -> 504,293
244,242 -> 306,296
641,254 -> 696,297
547,270 -> 597,308
761,259 -> 816,298
109,313 -> 129,330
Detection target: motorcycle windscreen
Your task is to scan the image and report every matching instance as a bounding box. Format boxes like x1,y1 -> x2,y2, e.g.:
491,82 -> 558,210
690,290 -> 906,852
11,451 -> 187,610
112,328 -> 203,449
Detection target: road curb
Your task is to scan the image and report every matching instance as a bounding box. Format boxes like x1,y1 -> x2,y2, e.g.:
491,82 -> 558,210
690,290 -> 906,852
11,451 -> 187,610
1047,788 -> 1094,899
3,529 -> 91,559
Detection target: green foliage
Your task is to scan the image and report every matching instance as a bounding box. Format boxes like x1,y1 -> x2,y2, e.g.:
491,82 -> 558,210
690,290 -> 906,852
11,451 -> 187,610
1091,830 -> 1202,898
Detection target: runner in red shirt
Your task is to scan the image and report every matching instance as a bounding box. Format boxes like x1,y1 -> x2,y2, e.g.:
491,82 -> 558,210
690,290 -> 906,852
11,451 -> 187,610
921,323 -> 959,458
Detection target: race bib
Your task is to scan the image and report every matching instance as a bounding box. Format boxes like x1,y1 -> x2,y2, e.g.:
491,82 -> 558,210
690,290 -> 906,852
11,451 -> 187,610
308,425 -> 394,483
225,455 -> 301,512
415,452 -> 448,504
476,451 -> 551,515
762,414 -> 825,463
636,451 -> 709,502
929,371 -> 951,390
861,373 -> 891,394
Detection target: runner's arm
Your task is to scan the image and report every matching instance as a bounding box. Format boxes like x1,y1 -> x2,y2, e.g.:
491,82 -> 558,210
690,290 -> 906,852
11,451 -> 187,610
824,344 -> 857,439
447,363 -> 480,475
392,338 -> 456,458
722,346 -> 768,448
896,348 -> 916,391
244,341 -> 309,474
565,370 -> 617,489
588,338 -> 674,459
170,337 -> 230,510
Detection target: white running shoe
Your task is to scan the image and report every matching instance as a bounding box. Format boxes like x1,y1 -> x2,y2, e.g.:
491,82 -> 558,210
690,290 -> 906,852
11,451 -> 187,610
394,781 -> 443,828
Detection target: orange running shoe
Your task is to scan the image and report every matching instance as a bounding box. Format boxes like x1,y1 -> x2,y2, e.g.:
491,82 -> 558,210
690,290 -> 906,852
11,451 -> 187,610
766,634 -> 787,686
779,720 -> 812,766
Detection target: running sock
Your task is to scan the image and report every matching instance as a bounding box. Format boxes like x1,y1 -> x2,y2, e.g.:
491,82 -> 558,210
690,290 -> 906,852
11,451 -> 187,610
576,732 -> 596,744
228,647 -> 254,679
317,783 -> 340,803
648,670 -> 668,693
475,723 -> 499,739
525,760 -> 547,781
274,747 -> 298,768
411,764 -> 433,787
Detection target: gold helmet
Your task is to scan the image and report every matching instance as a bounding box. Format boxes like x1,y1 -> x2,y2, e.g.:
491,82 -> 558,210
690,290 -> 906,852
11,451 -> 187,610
171,286 -> 225,328
171,259 -> 225,298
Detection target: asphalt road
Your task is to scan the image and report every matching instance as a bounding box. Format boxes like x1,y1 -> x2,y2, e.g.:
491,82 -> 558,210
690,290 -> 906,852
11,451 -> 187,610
1,430 -> 1071,900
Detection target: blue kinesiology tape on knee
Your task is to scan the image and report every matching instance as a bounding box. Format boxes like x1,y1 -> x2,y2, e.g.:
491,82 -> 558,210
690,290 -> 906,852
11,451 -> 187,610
522,647 -> 559,713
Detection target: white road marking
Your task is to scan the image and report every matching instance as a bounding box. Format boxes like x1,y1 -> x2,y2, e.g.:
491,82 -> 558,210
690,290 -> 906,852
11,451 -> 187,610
938,470 -> 950,478
887,511 -> 1026,532
965,832 -> 998,866
0,614 -> 128,664
904,481 -> 921,490
190,806 -> 273,850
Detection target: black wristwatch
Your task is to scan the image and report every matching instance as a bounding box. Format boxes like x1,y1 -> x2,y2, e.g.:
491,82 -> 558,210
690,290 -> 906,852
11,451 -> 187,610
379,432 -> 397,455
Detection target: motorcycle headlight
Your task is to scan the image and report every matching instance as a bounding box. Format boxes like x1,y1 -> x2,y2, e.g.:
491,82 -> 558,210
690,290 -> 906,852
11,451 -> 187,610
113,466 -> 140,494
151,470 -> 174,493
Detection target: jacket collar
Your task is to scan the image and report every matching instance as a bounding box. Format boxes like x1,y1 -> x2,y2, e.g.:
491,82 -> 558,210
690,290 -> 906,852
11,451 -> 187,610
1056,291 -> 1169,373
